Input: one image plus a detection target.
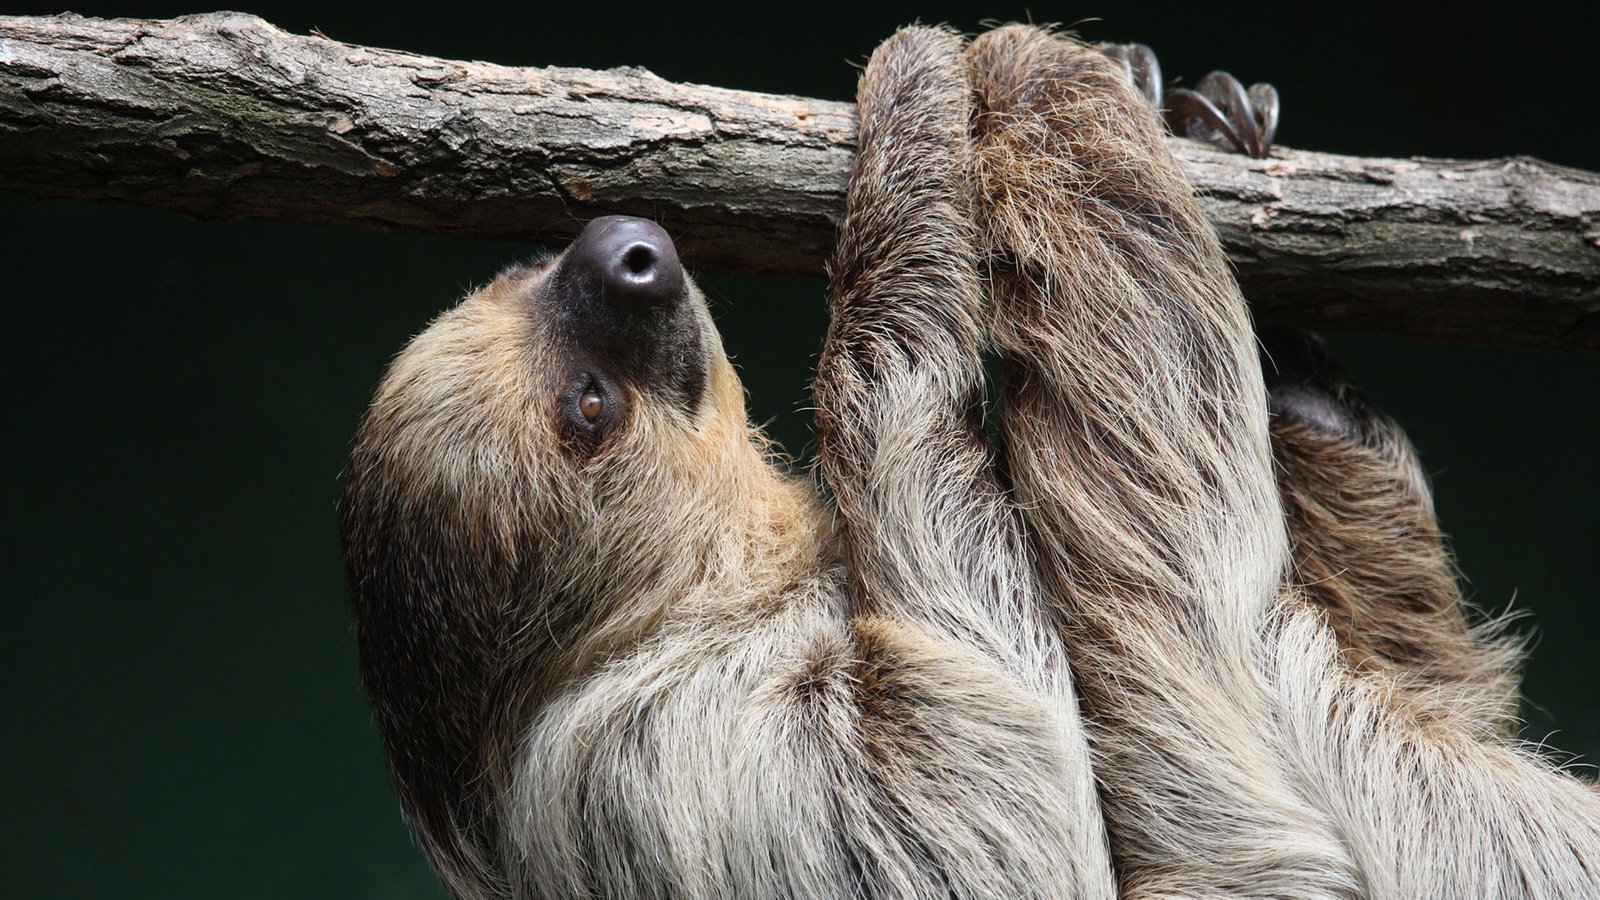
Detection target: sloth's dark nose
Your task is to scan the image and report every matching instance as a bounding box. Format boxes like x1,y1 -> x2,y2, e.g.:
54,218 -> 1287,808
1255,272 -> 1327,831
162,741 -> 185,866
571,216 -> 685,307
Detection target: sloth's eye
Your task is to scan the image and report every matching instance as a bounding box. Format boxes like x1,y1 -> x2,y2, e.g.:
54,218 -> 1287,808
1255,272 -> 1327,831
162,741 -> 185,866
579,386 -> 604,423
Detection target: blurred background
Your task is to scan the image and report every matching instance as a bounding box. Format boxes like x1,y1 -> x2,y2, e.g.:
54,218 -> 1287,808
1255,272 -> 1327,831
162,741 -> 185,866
3,2 -> 1597,896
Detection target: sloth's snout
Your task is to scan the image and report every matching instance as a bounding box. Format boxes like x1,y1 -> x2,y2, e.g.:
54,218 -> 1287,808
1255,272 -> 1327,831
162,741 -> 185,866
568,216 -> 685,308
544,215 -> 708,414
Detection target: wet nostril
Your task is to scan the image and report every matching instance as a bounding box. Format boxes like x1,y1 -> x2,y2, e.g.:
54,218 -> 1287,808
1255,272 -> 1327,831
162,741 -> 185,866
622,244 -> 657,277
564,216 -> 685,307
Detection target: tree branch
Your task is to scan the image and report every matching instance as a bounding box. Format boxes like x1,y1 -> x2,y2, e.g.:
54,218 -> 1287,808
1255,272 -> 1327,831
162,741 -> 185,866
4,12 -> 1599,351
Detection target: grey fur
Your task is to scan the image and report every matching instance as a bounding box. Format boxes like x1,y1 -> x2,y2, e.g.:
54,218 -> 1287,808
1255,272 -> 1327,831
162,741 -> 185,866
342,23 -> 1600,900
345,26 -> 1116,899
965,25 -> 1600,899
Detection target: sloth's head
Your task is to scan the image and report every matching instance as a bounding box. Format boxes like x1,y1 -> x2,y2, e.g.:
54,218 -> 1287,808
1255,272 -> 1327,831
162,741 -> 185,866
340,216 -> 776,888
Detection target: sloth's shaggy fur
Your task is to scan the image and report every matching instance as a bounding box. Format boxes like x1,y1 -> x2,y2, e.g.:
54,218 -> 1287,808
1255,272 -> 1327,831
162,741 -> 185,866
343,24 -> 1600,899
961,26 -> 1600,898
345,26 -> 1113,899
1264,328 -> 1525,735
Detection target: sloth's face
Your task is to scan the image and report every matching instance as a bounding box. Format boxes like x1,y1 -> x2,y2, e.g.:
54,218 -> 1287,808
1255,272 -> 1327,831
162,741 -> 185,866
508,215 -> 718,456
343,215 -> 753,658
344,215 -> 763,664
351,216 -> 732,518
342,217 -> 748,884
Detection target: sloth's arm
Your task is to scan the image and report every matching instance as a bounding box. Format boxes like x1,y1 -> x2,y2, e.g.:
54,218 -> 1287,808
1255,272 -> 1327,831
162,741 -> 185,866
1099,46 -> 1513,717
971,27 -> 1600,896
814,27 -> 1060,687
811,27 -> 1115,894
967,27 -> 1360,897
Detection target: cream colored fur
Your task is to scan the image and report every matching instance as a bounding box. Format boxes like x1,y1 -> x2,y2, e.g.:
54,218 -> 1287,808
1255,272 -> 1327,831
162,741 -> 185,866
344,23 -> 1600,900
346,26 -> 1117,899
962,25 -> 1600,899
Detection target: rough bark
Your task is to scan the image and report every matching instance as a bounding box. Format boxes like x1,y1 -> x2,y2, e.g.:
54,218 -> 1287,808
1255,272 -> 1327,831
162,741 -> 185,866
3,12 -> 1599,351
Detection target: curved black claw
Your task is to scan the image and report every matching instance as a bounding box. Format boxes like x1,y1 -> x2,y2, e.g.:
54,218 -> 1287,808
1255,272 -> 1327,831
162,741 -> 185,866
1166,69 -> 1280,158
1097,43 -> 1279,158
1248,81 -> 1280,151
1099,42 -> 1164,111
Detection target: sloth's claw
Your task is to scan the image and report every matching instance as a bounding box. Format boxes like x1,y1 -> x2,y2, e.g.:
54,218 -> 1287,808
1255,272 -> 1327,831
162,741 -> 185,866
1099,42 -> 1164,111
1098,42 -> 1279,158
1168,69 -> 1279,158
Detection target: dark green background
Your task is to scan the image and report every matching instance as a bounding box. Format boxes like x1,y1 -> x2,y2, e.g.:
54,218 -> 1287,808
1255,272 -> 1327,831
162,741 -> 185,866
4,2 -> 1597,896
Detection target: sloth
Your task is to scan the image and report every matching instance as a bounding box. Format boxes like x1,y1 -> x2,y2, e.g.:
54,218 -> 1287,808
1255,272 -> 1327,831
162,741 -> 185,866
342,23 -> 1600,899
343,27 -> 1112,898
